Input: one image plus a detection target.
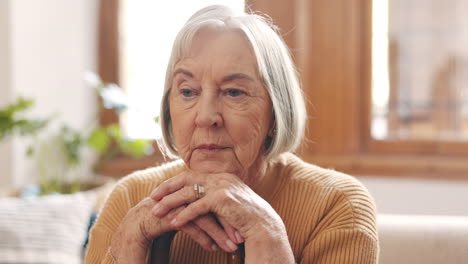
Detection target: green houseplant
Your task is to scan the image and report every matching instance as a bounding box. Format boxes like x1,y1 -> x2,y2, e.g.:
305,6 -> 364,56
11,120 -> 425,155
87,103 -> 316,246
0,97 -> 49,142
0,74 -> 156,195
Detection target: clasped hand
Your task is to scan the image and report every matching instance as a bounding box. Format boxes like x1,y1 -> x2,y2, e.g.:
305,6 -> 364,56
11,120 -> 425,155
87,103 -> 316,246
110,170 -> 284,262
150,170 -> 276,252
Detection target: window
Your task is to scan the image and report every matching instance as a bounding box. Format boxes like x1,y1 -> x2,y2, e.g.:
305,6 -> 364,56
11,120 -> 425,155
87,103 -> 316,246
98,0 -> 468,179
372,0 -> 468,142
258,0 -> 468,178
119,0 -> 245,139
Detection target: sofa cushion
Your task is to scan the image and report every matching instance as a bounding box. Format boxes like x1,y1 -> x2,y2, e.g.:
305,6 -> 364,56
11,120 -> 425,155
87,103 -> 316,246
0,193 -> 94,264
378,214 -> 468,264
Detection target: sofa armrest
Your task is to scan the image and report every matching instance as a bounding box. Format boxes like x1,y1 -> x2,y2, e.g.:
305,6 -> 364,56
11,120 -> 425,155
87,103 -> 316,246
377,214 -> 468,264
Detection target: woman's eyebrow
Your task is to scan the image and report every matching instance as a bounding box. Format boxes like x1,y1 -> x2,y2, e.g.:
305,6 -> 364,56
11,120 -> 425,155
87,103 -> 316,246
222,73 -> 254,83
173,69 -> 253,83
173,68 -> 193,78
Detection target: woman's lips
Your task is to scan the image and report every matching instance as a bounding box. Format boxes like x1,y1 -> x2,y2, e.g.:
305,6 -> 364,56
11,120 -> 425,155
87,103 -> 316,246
194,144 -> 229,155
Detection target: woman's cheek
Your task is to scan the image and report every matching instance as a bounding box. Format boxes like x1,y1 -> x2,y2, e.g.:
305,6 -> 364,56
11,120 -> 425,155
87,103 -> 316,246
173,128 -> 192,161
232,121 -> 265,168
171,112 -> 194,163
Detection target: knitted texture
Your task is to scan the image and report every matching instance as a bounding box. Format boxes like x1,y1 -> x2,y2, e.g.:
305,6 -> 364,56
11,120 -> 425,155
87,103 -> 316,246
85,153 -> 379,263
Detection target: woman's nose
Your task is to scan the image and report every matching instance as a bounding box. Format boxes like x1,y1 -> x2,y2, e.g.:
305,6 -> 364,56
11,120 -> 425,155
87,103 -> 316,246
194,94 -> 224,128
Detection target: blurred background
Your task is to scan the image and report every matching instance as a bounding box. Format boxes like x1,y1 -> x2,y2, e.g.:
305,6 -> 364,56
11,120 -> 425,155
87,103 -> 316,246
0,0 -> 467,263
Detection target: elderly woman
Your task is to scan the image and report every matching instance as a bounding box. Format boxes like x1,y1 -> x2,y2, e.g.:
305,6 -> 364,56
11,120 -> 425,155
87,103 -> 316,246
85,5 -> 379,264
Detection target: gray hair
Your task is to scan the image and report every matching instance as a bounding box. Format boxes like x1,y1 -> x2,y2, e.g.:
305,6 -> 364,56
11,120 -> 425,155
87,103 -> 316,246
159,5 -> 306,160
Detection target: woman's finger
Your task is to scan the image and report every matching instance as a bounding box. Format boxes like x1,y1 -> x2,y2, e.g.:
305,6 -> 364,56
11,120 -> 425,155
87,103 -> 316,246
194,214 -> 238,253
159,202 -> 220,252
156,203 -> 186,232
152,185 -> 198,217
152,204 -> 217,252
171,199 -> 211,228
217,217 -> 244,244
178,222 -> 218,252
150,172 -> 189,201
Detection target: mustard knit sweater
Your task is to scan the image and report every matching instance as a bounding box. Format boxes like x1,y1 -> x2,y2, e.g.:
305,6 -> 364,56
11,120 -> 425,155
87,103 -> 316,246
85,153 -> 379,263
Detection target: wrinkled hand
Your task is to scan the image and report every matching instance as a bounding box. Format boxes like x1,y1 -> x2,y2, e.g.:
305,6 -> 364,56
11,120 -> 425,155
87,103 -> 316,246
150,174 -> 245,252
109,196 -> 234,262
110,197 -> 180,262
150,171 -> 284,246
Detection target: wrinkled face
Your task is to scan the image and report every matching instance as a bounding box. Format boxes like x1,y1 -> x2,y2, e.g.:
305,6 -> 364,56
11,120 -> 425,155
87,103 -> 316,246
169,27 -> 273,184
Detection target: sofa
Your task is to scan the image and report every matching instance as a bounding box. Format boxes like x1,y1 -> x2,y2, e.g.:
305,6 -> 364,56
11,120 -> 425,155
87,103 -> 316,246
1,186 -> 467,264
0,182 -> 114,264
377,214 -> 468,264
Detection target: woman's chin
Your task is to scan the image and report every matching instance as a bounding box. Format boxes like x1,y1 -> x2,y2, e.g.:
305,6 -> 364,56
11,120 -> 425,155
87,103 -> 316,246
189,160 -> 235,174
189,151 -> 240,174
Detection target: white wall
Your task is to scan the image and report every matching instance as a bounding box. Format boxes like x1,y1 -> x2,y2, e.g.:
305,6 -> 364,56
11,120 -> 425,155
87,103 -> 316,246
0,0 -> 98,189
0,0 -> 13,188
358,176 -> 468,216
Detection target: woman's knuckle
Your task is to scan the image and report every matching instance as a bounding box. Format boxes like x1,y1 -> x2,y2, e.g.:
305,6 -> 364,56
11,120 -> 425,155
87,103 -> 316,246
217,190 -> 231,203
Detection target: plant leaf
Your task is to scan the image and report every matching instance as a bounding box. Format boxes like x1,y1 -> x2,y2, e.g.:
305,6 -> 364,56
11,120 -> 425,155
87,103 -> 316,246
120,139 -> 152,158
106,123 -> 121,140
17,118 -> 49,135
0,97 -> 34,116
26,145 -> 34,157
62,127 -> 83,166
0,97 -> 48,141
87,127 -> 110,154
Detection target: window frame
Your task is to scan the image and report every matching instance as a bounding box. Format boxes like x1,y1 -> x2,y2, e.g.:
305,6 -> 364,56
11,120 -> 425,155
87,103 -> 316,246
97,0 -> 468,179
97,0 -> 167,177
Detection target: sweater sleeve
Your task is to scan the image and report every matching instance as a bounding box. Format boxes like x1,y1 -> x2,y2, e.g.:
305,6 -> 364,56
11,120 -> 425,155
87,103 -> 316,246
84,162 -> 183,264
300,174 -> 380,264
84,179 -> 133,264
301,228 -> 378,263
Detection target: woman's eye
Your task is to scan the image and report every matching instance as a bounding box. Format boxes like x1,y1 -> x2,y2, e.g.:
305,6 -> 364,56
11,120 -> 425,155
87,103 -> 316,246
226,89 -> 245,97
181,89 -> 193,97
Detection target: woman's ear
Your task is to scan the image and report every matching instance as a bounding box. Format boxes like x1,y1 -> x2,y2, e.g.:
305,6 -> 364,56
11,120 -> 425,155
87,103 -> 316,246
268,127 -> 276,137
264,118 -> 276,150
268,118 -> 277,137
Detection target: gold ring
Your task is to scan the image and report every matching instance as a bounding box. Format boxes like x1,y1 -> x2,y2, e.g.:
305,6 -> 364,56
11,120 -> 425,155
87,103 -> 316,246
193,184 -> 199,199
198,185 -> 205,198
193,184 -> 205,199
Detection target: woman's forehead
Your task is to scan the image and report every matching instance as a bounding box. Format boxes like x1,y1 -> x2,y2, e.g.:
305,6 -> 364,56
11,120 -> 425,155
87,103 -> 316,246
173,28 -> 259,79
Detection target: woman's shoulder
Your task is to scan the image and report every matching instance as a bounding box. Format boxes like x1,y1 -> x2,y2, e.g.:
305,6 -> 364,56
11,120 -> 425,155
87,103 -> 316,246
273,153 -> 378,237
274,152 -> 371,193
